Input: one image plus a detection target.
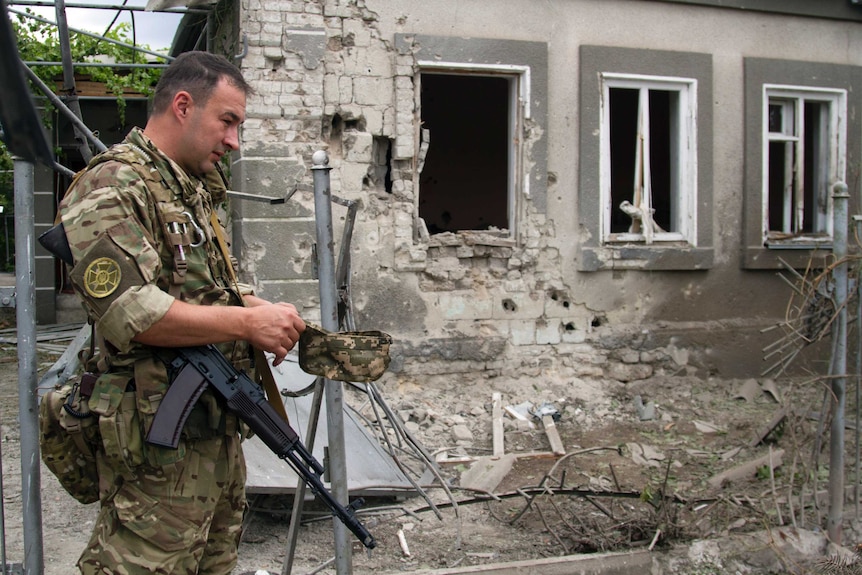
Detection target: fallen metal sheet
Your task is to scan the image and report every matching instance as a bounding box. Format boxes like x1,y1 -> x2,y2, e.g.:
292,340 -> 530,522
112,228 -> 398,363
244,353 -> 416,497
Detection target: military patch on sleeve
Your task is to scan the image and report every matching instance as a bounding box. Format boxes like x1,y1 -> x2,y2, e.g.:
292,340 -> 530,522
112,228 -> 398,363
82,257 -> 122,298
70,229 -> 146,320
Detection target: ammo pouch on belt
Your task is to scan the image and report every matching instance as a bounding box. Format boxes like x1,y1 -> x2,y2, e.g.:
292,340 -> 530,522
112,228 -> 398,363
90,372 -> 145,471
39,373 -> 100,504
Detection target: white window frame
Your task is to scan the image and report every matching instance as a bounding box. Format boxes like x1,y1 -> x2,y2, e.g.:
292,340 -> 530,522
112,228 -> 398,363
761,85 -> 846,245
417,61 -> 528,238
599,73 -> 698,245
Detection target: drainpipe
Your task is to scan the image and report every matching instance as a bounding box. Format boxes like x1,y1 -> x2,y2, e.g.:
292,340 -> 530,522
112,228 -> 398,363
827,181 -> 849,544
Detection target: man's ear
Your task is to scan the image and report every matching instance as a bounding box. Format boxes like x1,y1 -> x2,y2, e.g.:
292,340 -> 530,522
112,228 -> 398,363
172,90 -> 193,121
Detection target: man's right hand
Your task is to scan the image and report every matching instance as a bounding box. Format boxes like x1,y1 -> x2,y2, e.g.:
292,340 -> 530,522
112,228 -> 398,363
242,301 -> 306,365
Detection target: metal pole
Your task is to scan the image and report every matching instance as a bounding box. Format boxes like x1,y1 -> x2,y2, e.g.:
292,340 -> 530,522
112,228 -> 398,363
54,0 -> 92,163
311,150 -> 352,574
827,181 -> 849,544
13,157 -> 44,575
21,65 -> 107,154
857,213 -> 862,519
280,379 -> 324,575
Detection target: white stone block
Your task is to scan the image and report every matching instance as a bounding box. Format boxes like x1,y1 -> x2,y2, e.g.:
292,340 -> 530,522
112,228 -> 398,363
510,320 -> 537,346
354,77 -> 392,106
536,321 -> 561,345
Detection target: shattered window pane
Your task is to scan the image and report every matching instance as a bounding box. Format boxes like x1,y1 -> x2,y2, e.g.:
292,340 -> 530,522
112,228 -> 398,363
601,75 -> 696,245
764,89 -> 843,243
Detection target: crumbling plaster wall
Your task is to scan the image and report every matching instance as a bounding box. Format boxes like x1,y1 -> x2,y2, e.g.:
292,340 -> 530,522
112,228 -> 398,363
232,0 -> 862,382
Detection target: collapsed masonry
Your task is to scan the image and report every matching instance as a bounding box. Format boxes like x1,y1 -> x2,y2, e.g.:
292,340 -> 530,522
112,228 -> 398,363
211,1 -> 793,386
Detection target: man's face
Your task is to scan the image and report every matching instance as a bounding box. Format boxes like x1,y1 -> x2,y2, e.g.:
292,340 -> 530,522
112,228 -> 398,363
178,77 -> 246,177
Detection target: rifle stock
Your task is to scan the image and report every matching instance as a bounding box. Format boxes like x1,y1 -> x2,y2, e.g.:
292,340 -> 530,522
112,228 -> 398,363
147,344 -> 376,549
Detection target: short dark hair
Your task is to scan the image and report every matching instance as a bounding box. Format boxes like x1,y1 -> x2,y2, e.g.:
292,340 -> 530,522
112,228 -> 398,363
151,51 -> 253,115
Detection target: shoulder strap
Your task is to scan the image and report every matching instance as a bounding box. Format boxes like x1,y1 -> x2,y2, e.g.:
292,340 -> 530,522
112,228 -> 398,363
208,209 -> 290,424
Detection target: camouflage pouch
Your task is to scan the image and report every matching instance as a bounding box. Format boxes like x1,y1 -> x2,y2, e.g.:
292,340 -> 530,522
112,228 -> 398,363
298,324 -> 392,382
90,372 -> 144,471
39,375 -> 100,504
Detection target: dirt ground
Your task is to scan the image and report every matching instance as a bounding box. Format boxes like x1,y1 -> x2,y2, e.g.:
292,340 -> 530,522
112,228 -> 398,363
2,327 -> 862,574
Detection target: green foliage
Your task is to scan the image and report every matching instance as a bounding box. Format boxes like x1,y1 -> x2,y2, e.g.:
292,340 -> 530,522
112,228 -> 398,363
12,11 -> 165,123
0,11 -> 167,271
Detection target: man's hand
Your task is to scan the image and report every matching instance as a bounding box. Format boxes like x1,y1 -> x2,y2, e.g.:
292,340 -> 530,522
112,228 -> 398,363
133,298 -> 305,364
241,301 -> 306,365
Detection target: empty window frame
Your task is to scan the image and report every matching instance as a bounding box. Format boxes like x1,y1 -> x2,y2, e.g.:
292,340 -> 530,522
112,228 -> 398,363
418,69 -> 523,236
600,74 -> 697,244
762,86 -> 846,244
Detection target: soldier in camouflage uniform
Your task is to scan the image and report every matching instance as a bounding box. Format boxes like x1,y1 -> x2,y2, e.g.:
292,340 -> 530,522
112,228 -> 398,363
58,51 -> 306,575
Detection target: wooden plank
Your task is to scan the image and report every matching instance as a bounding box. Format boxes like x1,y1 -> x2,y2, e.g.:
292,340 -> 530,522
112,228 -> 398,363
405,549 -> 652,575
459,454 -> 516,493
438,451 -> 556,466
492,392 -> 504,457
707,449 -> 784,489
542,414 -> 566,455
749,407 -> 788,447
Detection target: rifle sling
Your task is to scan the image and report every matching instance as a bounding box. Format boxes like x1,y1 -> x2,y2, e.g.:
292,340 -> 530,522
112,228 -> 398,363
210,211 -> 289,425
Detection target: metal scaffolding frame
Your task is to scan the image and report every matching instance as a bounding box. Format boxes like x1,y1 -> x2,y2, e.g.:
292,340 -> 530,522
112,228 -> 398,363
0,2 -> 195,573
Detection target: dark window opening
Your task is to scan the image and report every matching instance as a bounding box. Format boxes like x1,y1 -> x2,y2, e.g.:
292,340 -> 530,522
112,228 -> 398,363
766,99 -> 830,238
767,140 -> 795,232
608,87 -> 674,235
419,73 -> 510,234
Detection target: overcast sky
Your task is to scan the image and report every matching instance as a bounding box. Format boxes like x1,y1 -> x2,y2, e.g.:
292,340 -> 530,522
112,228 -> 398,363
26,0 -> 183,53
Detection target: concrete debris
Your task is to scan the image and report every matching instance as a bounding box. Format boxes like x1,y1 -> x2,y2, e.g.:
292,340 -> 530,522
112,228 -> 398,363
760,378 -> 781,403
451,424 -> 473,442
733,378 -> 781,403
733,379 -> 760,402
531,402 -> 561,422
693,420 -> 724,434
627,442 -> 666,468
504,401 -> 536,429
633,395 -> 656,421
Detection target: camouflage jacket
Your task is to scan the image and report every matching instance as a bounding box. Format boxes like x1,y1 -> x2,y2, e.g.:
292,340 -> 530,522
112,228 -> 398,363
59,127 -> 250,369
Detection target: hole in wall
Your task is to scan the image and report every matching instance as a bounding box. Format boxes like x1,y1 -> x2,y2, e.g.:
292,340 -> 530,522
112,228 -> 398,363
564,321 -> 577,331
370,136 -> 393,193
328,114 -> 344,158
502,298 -> 517,313
549,290 -> 571,309
344,117 -> 366,131
591,316 -> 605,328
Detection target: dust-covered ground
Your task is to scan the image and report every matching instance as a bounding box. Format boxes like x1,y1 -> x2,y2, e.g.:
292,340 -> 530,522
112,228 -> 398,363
3,326 -> 862,575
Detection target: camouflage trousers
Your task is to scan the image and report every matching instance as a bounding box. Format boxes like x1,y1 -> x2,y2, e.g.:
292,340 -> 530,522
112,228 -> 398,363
78,433 -> 247,575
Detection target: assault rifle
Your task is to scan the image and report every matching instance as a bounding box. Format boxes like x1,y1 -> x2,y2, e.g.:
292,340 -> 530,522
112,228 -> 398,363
147,344 -> 377,549
37,223 -> 376,548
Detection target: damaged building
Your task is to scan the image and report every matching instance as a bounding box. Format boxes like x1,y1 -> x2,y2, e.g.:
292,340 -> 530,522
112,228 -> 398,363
37,0 -> 862,382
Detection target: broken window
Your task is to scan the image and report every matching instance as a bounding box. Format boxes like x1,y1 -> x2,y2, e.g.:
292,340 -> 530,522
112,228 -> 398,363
763,87 -> 845,244
418,72 -> 515,235
600,74 -> 697,245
